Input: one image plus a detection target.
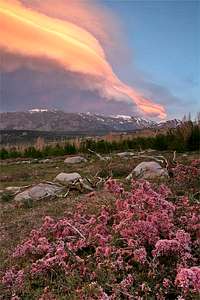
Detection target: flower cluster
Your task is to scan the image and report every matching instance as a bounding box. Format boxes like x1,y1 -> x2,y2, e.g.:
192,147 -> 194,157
2,268 -> 24,290
2,173 -> 200,299
172,160 -> 200,193
175,267 -> 200,293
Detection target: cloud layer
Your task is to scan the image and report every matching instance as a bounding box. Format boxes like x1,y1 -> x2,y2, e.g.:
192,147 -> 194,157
0,0 -> 166,118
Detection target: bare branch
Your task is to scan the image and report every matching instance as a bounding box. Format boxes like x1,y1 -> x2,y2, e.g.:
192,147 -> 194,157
173,150 -> 177,162
65,221 -> 85,239
88,148 -> 106,160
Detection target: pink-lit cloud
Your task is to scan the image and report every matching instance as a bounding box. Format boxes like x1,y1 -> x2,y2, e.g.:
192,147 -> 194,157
0,0 -> 166,118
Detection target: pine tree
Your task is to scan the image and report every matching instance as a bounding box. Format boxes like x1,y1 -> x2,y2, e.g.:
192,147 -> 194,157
187,125 -> 200,151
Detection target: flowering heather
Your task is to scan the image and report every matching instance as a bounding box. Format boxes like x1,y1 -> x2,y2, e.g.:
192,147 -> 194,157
172,160 -> 200,193
175,267 -> 200,294
1,173 -> 200,299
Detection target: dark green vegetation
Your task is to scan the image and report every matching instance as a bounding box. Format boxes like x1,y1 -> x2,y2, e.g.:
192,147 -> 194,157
1,121 -> 199,159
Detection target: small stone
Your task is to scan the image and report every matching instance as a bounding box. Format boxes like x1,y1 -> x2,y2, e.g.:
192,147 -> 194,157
64,156 -> 87,164
55,172 -> 81,184
21,160 -> 31,164
116,152 -> 134,158
40,159 -> 52,163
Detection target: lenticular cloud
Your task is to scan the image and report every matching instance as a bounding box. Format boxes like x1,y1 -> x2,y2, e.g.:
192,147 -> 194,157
0,0 -> 166,118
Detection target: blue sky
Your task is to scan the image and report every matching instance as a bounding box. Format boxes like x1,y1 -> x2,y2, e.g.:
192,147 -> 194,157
104,0 -> 199,118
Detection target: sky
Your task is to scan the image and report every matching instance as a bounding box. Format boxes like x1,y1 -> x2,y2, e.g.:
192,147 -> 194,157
0,0 -> 199,120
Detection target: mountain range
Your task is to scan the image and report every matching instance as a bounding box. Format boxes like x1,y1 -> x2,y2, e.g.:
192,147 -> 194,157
0,110 -> 181,132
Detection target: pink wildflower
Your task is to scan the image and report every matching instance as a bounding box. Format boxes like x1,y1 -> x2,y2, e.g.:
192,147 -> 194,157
175,266 -> 200,293
2,268 -> 24,290
134,247 -> 147,264
162,278 -> 171,288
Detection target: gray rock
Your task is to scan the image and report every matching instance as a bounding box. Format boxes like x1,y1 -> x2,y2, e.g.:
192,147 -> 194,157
21,160 -> 31,164
32,159 -> 39,163
55,172 -> 81,184
64,156 -> 87,164
40,159 -> 52,163
132,161 -> 168,179
14,183 -> 63,202
14,190 -> 31,202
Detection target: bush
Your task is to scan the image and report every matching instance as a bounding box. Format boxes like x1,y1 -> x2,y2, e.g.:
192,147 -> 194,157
24,147 -> 43,158
1,192 -> 13,203
0,148 -> 9,159
63,143 -> 77,155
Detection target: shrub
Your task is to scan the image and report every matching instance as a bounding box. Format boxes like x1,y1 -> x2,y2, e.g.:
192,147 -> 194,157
1,192 -> 13,203
172,160 -> 200,194
0,148 -> 9,159
24,147 -> 43,158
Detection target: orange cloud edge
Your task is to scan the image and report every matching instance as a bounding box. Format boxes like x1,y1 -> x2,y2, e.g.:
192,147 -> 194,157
0,0 -> 167,119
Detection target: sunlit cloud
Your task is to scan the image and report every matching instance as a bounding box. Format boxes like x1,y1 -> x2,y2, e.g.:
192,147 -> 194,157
0,0 -> 166,118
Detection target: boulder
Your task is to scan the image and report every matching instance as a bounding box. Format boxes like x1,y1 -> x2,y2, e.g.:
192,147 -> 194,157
132,161 -> 168,179
55,172 -> 81,184
14,190 -> 30,202
64,156 -> 87,164
14,183 -> 63,203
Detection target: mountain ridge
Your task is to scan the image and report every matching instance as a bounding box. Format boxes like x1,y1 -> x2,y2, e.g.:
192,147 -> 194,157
0,110 -> 181,132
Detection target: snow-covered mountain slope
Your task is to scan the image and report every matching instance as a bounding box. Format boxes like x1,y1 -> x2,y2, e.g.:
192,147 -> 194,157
0,110 -> 180,132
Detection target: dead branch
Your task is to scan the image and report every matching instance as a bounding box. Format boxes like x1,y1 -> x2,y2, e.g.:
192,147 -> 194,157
106,284 -> 134,299
86,176 -> 93,185
13,185 -> 32,195
129,155 -> 165,164
96,177 -> 104,187
65,221 -> 85,239
126,172 -> 133,181
63,190 -> 70,198
172,151 -> 177,165
88,148 -> 106,160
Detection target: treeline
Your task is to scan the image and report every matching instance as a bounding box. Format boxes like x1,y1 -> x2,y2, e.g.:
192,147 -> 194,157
0,143 -> 77,159
0,122 -> 199,159
79,122 -> 200,153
